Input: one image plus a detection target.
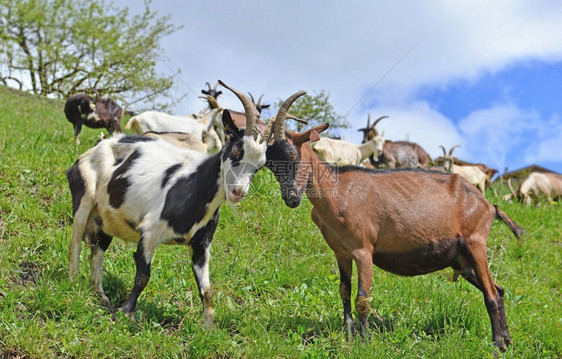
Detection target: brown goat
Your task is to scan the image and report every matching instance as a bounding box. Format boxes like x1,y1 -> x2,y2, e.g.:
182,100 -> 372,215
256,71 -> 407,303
284,123 -> 524,351
357,114 -> 432,168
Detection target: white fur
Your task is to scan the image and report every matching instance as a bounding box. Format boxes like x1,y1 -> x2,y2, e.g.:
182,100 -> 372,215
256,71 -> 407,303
125,109 -> 224,149
311,135 -> 385,166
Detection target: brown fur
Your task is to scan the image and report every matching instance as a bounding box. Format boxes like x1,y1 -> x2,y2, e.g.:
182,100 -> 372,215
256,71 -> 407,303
287,124 -> 523,351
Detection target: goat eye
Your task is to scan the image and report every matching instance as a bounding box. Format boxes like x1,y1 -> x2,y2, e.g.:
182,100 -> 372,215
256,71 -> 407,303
232,148 -> 240,157
290,151 -> 297,159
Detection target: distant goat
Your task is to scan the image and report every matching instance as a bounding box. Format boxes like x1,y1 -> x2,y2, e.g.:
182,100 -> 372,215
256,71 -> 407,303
311,135 -> 385,166
66,81 -> 304,326
358,114 -> 431,168
512,172 -> 562,205
440,145 -> 487,195
201,81 -> 222,99
64,93 -> 124,145
274,123 -> 524,351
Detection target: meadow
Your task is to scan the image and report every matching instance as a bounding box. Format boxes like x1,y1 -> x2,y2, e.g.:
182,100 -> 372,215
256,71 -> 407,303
0,85 -> 560,358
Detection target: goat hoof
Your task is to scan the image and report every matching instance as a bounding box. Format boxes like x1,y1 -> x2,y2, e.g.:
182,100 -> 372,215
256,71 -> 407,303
342,319 -> 356,339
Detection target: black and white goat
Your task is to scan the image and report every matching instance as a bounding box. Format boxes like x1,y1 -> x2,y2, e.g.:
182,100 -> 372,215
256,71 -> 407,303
66,81 -> 304,325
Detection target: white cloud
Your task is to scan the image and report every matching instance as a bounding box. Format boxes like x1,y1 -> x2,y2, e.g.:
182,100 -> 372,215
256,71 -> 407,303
136,1 -> 562,114
120,1 -> 562,172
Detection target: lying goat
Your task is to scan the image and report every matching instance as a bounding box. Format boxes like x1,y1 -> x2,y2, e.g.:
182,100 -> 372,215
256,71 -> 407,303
311,135 -> 385,166
64,93 -> 124,145
440,145 -> 487,195
276,123 -> 524,351
66,81 -> 304,325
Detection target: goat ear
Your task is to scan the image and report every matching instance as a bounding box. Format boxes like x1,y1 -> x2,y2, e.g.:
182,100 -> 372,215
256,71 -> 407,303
309,129 -> 321,143
314,123 -> 330,134
292,123 -> 329,146
222,110 -> 242,138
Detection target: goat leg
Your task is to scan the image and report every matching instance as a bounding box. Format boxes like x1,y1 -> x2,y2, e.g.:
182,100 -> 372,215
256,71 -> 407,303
354,251 -> 374,341
119,236 -> 152,320
336,255 -> 355,338
190,210 -> 219,329
88,232 -> 113,306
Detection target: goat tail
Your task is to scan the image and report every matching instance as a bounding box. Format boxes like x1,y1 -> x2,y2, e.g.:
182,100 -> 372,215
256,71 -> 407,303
124,116 -> 136,131
494,205 -> 525,239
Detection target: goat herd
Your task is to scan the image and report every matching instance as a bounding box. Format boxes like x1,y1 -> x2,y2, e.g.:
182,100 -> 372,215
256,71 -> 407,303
63,81 -> 560,352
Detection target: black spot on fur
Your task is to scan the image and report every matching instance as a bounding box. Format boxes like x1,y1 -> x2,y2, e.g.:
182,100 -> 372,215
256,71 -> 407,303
126,220 -> 138,231
222,143 -> 244,167
118,135 -> 156,144
161,153 -> 221,235
108,149 -> 141,208
190,210 -> 220,267
96,231 -> 113,251
162,163 -> 182,188
66,160 -> 85,215
171,237 -> 187,243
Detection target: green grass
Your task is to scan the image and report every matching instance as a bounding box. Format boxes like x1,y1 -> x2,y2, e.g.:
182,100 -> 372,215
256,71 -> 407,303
0,84 -> 560,358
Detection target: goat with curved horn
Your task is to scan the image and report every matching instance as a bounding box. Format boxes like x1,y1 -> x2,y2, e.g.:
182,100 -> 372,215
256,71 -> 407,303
218,80 -> 260,139
372,115 -> 388,127
273,91 -> 307,142
449,144 -> 461,156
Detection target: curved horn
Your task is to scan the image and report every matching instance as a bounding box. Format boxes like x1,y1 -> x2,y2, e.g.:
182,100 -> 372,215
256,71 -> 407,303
257,94 -> 264,106
213,82 -> 220,90
273,91 -> 307,142
260,116 -> 276,144
449,145 -> 461,156
372,115 -> 388,127
439,145 -> 447,157
367,113 -> 371,127
286,113 -> 307,124
219,80 -> 259,138
205,82 -> 211,91
248,92 -> 256,104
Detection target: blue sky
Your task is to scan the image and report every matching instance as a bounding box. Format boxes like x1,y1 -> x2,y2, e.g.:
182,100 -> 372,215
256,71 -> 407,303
121,1 -> 562,175
413,61 -> 562,173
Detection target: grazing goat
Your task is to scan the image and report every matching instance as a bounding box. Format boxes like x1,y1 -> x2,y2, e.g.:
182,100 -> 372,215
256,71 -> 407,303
440,145 -> 487,195
277,123 -> 524,351
513,172 -> 562,205
125,103 -> 224,149
311,135 -> 385,166
434,156 -> 498,185
66,81 -> 304,325
64,94 -> 124,145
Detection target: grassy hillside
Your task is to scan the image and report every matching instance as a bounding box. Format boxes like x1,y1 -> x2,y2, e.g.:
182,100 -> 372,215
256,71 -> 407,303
0,85 -> 560,358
